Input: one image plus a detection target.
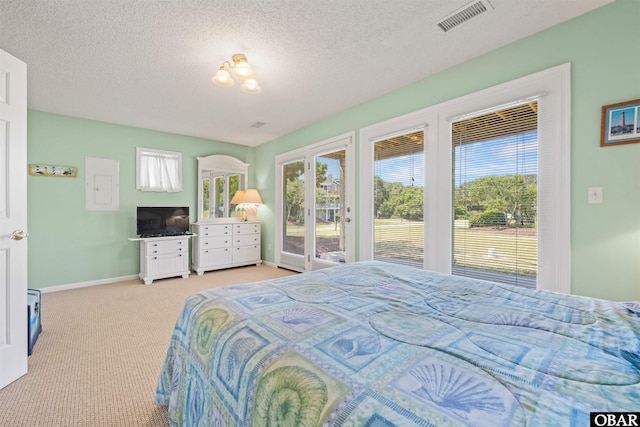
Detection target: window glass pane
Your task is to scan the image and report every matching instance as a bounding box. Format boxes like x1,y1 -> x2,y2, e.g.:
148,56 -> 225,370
202,177 -> 210,218
452,102 -> 538,287
228,174 -> 240,215
315,150 -> 345,263
373,130 -> 424,267
213,176 -> 224,218
283,161 -> 305,256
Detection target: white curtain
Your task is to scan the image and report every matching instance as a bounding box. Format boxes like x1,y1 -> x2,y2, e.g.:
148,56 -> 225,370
137,148 -> 182,192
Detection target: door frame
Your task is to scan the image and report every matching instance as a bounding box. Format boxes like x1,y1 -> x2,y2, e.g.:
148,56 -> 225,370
275,131 -> 355,272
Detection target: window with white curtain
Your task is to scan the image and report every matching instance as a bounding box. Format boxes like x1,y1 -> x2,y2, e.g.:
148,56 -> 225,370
136,147 -> 182,192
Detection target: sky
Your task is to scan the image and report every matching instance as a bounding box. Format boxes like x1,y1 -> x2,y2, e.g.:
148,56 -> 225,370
316,131 -> 538,188
374,132 -> 538,187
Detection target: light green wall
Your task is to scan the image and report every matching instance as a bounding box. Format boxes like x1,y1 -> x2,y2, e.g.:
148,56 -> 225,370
27,1 -> 639,300
27,111 -> 248,288
252,0 -> 640,300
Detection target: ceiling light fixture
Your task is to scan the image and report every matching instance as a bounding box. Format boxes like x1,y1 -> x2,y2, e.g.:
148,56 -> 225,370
212,53 -> 261,94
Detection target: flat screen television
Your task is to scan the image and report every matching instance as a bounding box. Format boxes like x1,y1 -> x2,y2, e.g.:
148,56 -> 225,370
136,206 -> 190,238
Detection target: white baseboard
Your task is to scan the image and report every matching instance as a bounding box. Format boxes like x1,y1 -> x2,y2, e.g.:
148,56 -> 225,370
37,275 -> 139,294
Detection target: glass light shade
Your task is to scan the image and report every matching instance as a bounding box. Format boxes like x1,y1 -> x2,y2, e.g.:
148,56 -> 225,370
241,189 -> 262,204
241,78 -> 261,94
212,68 -> 235,87
233,61 -> 253,79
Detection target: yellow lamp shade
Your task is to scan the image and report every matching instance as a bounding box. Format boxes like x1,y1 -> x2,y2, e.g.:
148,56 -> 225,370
241,189 -> 262,204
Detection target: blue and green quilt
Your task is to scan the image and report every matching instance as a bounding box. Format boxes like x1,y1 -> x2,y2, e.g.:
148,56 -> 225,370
155,261 -> 640,426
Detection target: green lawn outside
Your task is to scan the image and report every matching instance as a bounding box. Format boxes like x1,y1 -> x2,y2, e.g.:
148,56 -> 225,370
287,219 -> 537,276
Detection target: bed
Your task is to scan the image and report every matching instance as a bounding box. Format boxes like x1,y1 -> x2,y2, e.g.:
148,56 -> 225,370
155,261 -> 639,426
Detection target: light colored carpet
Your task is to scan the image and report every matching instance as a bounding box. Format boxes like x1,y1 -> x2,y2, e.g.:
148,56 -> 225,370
0,265 -> 296,426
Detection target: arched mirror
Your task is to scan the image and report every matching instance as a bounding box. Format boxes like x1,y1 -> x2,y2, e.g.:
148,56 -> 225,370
197,155 -> 249,221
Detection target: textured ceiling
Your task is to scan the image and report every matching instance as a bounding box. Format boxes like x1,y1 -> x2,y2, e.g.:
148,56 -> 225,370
0,0 -> 614,147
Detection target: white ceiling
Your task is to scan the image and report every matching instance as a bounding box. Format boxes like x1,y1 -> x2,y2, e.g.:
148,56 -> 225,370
0,0 -> 614,147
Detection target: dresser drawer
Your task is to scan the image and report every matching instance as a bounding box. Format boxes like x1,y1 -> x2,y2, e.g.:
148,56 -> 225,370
234,223 -> 261,235
195,224 -> 233,237
232,245 -> 261,264
144,239 -> 187,255
198,235 -> 232,250
234,234 -> 260,246
197,247 -> 232,267
145,252 -> 188,276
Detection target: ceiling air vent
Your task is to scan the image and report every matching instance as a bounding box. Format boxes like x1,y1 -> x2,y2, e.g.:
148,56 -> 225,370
436,0 -> 493,32
250,121 -> 266,128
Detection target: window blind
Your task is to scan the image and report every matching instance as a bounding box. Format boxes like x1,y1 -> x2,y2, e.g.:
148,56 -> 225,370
373,130 -> 425,268
452,101 -> 538,287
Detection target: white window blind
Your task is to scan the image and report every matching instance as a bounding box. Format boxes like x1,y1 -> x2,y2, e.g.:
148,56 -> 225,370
452,101 -> 538,287
136,147 -> 182,192
373,130 -> 424,268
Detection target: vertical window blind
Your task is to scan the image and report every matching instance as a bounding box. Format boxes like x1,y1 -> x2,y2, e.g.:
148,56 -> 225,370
451,101 -> 538,287
373,130 -> 425,268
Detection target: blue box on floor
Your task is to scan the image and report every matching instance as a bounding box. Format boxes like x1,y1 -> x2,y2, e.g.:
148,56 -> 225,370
27,289 -> 42,355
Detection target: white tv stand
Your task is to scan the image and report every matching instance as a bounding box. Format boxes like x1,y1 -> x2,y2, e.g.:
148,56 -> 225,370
129,235 -> 193,285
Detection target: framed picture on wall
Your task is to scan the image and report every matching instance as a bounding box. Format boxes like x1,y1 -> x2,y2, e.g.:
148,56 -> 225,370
600,99 -> 640,147
29,164 -> 77,177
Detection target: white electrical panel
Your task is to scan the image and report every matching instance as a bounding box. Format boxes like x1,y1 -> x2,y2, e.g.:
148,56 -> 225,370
85,157 -> 119,211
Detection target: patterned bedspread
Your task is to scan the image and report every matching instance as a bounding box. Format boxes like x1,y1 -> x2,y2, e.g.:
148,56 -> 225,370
155,261 -> 639,426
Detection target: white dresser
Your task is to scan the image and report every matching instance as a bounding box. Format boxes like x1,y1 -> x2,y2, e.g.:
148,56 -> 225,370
191,221 -> 261,275
131,235 -> 192,285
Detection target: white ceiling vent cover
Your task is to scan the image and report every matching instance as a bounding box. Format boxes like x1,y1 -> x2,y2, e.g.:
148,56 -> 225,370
436,0 -> 493,32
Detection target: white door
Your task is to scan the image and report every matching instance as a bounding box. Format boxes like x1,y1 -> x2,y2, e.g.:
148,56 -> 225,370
275,133 -> 354,272
0,48 -> 28,390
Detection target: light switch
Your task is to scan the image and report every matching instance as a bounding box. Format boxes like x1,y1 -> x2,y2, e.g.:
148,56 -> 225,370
588,186 -> 603,204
